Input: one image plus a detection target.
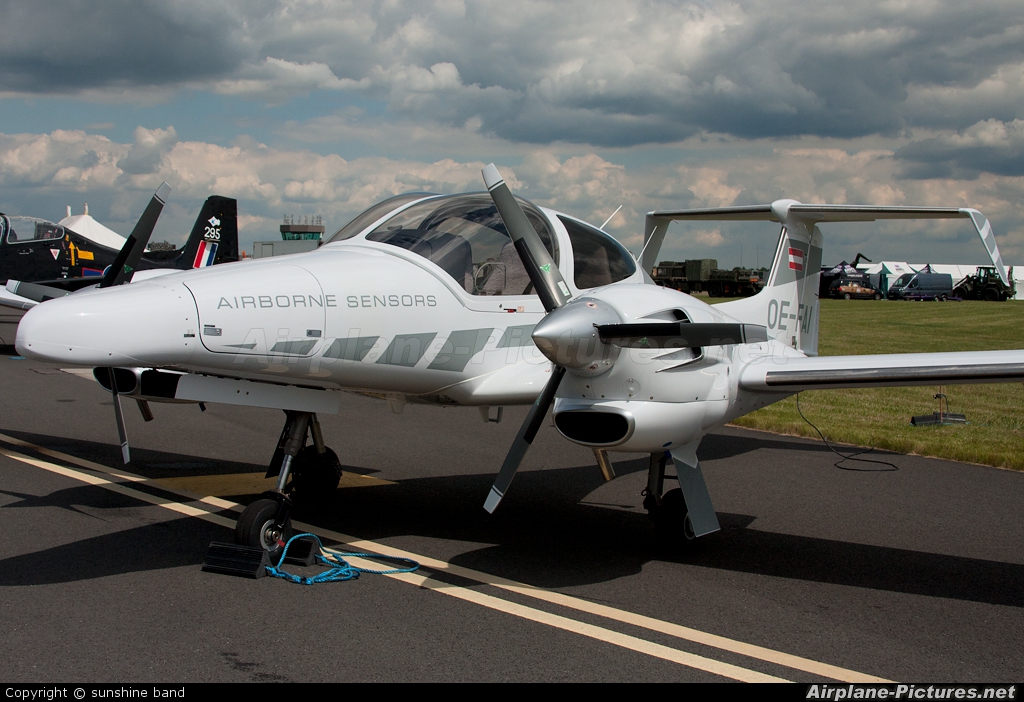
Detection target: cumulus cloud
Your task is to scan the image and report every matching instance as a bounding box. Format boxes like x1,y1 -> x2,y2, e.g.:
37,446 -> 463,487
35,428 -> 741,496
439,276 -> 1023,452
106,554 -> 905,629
896,119 -> 1024,179
2,1 -> 1022,146
2,126 -> 1023,267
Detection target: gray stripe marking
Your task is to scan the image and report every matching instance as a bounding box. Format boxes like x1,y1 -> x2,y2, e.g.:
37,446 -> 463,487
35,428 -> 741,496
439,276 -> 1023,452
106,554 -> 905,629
323,336 -> 379,362
496,325 -> 536,348
377,333 -> 437,367
428,328 -> 493,372
270,340 -> 317,355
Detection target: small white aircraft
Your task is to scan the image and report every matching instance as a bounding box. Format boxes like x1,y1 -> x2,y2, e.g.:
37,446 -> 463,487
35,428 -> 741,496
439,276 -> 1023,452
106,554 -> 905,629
14,165 -> 1024,556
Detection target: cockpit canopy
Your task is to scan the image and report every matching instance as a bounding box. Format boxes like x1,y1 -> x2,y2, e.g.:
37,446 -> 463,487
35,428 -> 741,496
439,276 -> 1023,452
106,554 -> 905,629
0,215 -> 64,245
330,193 -> 636,295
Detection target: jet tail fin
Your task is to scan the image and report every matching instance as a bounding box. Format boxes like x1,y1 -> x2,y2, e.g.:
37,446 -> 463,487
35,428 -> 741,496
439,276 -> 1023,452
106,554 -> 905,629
142,196 -> 238,269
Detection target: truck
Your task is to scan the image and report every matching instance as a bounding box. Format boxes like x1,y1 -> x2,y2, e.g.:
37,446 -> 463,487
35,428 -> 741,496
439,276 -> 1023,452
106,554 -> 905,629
652,259 -> 766,297
951,266 -> 1016,301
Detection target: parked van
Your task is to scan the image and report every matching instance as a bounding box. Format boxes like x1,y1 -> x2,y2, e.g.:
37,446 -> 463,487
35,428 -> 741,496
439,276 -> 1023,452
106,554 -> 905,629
887,272 -> 954,301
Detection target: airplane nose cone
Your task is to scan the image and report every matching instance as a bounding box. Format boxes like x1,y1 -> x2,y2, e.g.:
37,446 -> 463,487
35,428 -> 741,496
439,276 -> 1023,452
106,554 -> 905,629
16,281 -> 198,366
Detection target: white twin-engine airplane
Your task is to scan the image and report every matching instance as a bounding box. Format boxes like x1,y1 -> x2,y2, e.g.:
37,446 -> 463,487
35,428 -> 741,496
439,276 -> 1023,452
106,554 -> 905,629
14,165 -> 1024,556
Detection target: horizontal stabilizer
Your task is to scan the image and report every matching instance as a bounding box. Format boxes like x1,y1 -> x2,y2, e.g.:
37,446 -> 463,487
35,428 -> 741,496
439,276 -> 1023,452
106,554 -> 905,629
740,350 -> 1024,392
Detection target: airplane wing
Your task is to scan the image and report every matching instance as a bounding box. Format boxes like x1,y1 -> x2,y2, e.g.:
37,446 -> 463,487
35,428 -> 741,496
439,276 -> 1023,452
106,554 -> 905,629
641,201 -> 1009,286
739,350 -> 1024,392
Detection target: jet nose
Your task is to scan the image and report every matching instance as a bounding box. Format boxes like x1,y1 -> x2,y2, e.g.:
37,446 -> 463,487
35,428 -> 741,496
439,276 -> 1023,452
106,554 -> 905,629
16,281 -> 198,366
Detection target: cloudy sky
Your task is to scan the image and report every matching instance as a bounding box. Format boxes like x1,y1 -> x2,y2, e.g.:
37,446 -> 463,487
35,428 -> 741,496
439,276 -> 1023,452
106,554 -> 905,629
1,0 -> 1022,268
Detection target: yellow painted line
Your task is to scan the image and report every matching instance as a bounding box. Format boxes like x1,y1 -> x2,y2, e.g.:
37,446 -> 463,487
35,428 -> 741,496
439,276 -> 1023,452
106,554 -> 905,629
0,446 -> 234,529
387,571 -> 788,683
60,368 -> 96,380
154,471 -> 392,497
0,431 -> 887,682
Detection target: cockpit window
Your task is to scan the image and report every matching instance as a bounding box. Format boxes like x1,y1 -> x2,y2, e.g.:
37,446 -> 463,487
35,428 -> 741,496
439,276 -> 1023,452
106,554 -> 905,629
326,192 -> 437,243
2,216 -> 63,244
365,193 -> 558,295
558,216 -> 636,289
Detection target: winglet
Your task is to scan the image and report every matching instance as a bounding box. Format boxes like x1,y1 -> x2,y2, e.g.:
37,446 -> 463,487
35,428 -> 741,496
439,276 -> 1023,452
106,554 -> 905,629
961,208 -> 1010,287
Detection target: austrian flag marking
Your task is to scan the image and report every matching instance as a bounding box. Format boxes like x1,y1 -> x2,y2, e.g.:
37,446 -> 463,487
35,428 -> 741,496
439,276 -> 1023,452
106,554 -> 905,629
788,247 -> 805,271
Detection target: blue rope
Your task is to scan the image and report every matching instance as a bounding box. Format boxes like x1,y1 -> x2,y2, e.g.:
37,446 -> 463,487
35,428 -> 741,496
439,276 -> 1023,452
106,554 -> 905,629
264,533 -> 419,585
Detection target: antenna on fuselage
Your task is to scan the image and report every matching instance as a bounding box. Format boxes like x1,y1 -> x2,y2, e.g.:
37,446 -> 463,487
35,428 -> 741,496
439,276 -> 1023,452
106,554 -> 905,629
600,205 -> 622,231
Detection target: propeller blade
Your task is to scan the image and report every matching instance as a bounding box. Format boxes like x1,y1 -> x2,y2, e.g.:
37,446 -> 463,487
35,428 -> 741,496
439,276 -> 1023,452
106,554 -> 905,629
484,366 -> 566,513
597,322 -> 768,348
106,368 -> 130,464
482,164 -> 571,312
99,182 -> 171,289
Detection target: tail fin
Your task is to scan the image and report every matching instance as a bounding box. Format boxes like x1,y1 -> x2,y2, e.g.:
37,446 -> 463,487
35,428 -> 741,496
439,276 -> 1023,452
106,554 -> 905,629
142,196 -> 238,269
715,209 -> 823,355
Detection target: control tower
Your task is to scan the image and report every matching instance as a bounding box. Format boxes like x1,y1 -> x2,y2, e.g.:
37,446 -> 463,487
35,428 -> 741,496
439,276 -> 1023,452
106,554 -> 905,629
253,215 -> 325,258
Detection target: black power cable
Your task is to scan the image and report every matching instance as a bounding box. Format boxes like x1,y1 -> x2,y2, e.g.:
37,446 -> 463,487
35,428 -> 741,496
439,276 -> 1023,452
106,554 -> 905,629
795,393 -> 899,472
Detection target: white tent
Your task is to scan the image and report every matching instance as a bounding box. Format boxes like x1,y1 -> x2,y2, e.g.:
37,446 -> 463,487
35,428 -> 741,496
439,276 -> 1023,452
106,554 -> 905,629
58,207 -> 126,251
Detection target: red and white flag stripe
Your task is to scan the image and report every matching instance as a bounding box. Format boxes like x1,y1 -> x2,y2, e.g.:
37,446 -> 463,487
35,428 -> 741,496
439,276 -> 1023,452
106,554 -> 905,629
788,247 -> 804,271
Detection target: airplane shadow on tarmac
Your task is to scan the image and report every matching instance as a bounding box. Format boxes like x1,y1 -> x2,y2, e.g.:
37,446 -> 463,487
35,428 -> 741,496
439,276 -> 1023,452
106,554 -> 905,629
1,429 -> 1022,610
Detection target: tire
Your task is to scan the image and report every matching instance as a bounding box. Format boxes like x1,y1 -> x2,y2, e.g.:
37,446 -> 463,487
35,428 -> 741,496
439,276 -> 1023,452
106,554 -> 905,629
873,293 -> 881,300
289,446 -> 343,504
843,293 -> 851,300
939,294 -> 947,302
653,488 -> 696,549
984,287 -> 999,301
235,498 -> 292,561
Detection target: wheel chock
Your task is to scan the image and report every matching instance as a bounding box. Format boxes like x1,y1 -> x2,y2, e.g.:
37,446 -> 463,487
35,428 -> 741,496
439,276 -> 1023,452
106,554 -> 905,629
202,542 -> 270,579
281,536 -> 318,567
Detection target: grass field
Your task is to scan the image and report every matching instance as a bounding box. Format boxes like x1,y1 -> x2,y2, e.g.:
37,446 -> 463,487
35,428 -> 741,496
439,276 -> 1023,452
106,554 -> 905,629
724,298 -> 1024,470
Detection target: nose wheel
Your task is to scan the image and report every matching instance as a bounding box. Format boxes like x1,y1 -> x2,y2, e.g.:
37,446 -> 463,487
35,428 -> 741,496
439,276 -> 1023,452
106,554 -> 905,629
236,497 -> 293,561
237,410 -> 340,558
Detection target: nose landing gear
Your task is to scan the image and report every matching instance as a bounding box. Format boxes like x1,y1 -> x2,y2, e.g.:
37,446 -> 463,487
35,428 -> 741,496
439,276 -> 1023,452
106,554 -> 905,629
236,411 -> 342,560
643,451 -> 701,550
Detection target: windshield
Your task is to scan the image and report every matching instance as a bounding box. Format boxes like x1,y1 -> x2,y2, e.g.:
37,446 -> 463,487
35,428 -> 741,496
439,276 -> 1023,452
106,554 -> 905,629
365,193 -> 558,295
326,193 -> 437,243
893,273 -> 914,287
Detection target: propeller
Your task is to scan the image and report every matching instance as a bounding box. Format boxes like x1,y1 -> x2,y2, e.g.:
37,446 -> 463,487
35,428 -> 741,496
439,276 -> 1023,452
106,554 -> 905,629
481,164 -> 769,512
481,164 -> 572,512
99,181 -> 171,288
99,182 -> 172,463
